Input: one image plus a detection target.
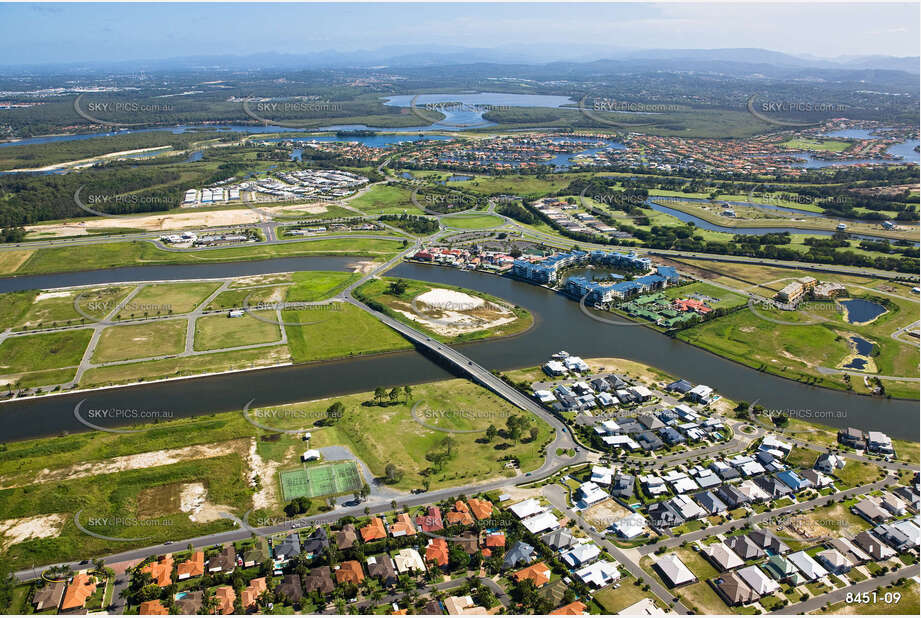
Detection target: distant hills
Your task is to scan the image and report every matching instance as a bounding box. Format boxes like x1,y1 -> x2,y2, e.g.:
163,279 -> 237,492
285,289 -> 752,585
3,45 -> 917,76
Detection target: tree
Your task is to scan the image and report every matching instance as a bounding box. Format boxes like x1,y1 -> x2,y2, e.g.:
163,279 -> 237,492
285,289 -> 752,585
402,385 -> 413,402
528,426 -> 539,442
373,387 -> 386,404
440,436 -> 457,457
326,401 -> 345,423
385,463 -> 404,484
485,424 -> 498,442
388,387 -> 400,403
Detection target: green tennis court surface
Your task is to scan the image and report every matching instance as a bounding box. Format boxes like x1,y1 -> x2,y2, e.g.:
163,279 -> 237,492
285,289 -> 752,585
280,460 -> 362,500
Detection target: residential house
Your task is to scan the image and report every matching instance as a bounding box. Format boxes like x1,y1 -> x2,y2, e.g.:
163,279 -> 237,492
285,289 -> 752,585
713,572 -> 759,606
838,427 -> 865,449
577,481 -> 608,506
367,554 -> 398,586
727,535 -> 764,561
816,549 -> 851,575
521,511 -> 560,534
591,465 -> 616,486
815,453 -> 845,474
509,498 -> 543,519
866,431 -> 894,454
611,474 -> 636,499
390,513 -> 417,537
647,501 -> 684,529
737,479 -> 770,503
141,555 -> 174,587
754,474 -> 793,500
638,414 -> 665,430
802,469 -> 834,489
304,567 -> 335,595
541,528 -> 575,551
302,527 -> 330,556
879,492 -> 907,516
561,543 -> 601,568
174,591 -> 204,614
776,470 -> 812,492
736,565 -> 780,596
468,498 -> 493,520
361,517 -> 387,542
455,531 -> 479,555
140,600 -> 169,615
335,523 -> 358,549
274,533 -> 301,561
444,595 -> 487,615
706,542 -> 745,571
611,513 -> 647,539
853,531 -> 896,561
710,461 -> 740,481
426,538 -> 449,568
854,498 -> 890,524
394,548 -> 427,574
416,506 -> 444,533
241,577 -> 268,610
503,541 -> 535,569
177,551 -> 205,580
550,601 -> 589,615
574,560 -> 621,588
654,554 -> 696,587
208,546 -> 236,574
827,538 -> 870,566
275,574 -> 303,604
763,555 -> 804,586
787,551 -> 829,581
694,490 -> 728,515
213,586 -> 236,615
335,560 -> 365,586
32,581 -> 65,612
513,562 -> 552,588
243,539 -> 269,567
717,484 -> 749,509
748,529 -> 790,555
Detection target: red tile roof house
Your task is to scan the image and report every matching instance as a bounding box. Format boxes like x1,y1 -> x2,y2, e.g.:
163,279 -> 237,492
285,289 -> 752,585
445,501 -> 475,526
426,537 -> 450,568
468,498 -> 494,521
61,573 -> 97,612
241,577 -> 268,609
416,506 -> 444,532
213,585 -> 236,615
335,560 -> 366,586
141,554 -> 174,587
361,517 -> 387,542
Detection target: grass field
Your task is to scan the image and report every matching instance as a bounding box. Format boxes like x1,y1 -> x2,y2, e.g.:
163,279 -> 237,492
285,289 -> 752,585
780,138 -> 851,152
4,238 -> 405,276
663,281 -> 748,310
11,286 -> 134,329
92,319 -> 188,363
283,302 -> 412,363
0,454 -> 249,571
205,285 -> 287,311
79,344 -> 290,387
348,184 -> 421,215
285,271 -> 360,302
279,461 -> 362,500
440,214 -> 505,229
593,577 -> 659,613
194,311 -> 281,351
126,282 -> 222,315
0,329 -> 92,377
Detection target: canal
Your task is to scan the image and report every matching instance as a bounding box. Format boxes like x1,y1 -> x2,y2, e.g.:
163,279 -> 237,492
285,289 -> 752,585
0,258 -> 916,441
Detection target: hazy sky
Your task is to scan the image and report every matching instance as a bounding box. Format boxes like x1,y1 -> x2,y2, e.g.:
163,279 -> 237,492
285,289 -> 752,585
1,2 -> 918,66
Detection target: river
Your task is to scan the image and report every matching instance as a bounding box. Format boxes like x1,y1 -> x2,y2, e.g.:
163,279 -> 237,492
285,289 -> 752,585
0,258 -> 916,442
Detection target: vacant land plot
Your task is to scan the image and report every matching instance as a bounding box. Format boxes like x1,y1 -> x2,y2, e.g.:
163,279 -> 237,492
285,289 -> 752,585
128,282 -> 222,315
194,311 -> 280,351
663,281 -> 747,310
287,378 -> 551,491
279,461 -> 362,500
349,184 -> 421,215
93,319 -> 187,363
0,329 -> 92,376
0,249 -> 34,275
285,271 -> 359,302
10,238 -> 405,276
80,344 -> 290,387
284,302 -> 412,363
14,286 -> 134,329
441,214 -> 504,229
836,461 -> 884,487
205,285 -> 287,311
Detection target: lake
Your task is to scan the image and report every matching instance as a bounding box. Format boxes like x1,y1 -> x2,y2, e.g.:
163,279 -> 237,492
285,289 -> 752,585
840,299 -> 888,324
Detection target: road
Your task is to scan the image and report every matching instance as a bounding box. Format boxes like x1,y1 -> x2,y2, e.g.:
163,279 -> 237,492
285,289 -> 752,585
770,563 -> 920,615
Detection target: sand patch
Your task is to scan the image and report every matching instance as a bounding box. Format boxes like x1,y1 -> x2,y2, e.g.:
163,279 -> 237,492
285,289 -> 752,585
391,288 -> 517,336
349,260 -> 379,274
0,439 -> 248,490
247,438 -> 283,510
229,273 -> 294,288
179,482 -> 237,523
34,290 -> 73,302
582,498 -> 631,530
0,513 -> 67,550
25,207 -> 264,237
266,203 -> 329,216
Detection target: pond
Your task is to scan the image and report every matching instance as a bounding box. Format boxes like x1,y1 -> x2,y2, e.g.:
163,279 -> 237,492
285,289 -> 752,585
840,299 -> 887,324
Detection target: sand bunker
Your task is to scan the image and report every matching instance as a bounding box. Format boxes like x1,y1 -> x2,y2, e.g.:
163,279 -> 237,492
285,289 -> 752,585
0,513 -> 67,550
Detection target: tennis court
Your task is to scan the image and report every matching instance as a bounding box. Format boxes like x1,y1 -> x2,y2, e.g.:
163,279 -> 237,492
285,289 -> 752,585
279,460 -> 362,500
